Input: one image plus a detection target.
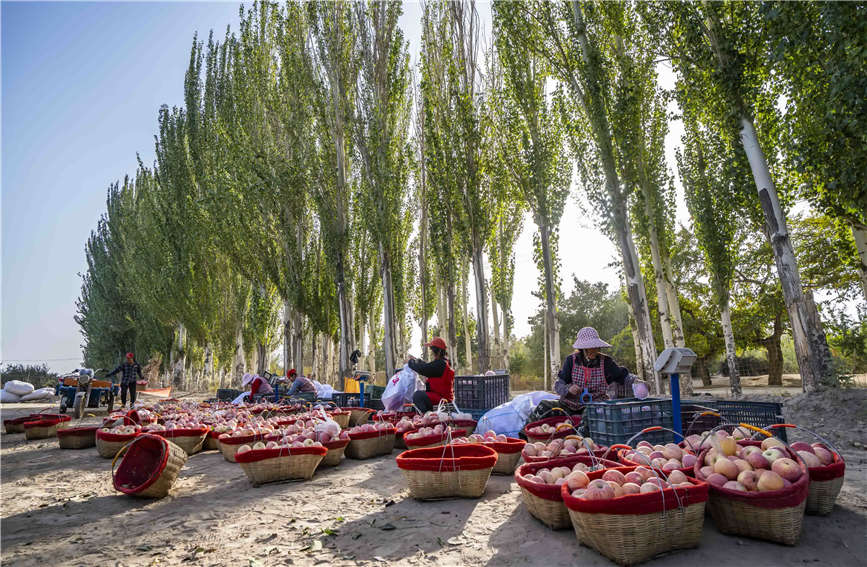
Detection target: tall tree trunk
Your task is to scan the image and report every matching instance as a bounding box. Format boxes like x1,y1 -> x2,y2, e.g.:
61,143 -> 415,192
543,312 -> 549,391
661,252 -> 692,395
336,271 -> 353,383
379,244 -> 397,381
629,316 -> 643,379
763,314 -> 784,387
694,357 -> 712,387
739,117 -> 831,391
491,296 -> 501,369
570,2 -> 658,393
647,219 -> 675,349
471,246 -> 490,373
851,221 -> 867,301
233,326 -> 245,384
720,297 -> 742,396
538,220 -> 561,384
204,344 -> 214,389
461,274 -> 473,372
172,323 -> 186,389
291,311 -> 304,376
283,301 -> 292,372
446,283 -> 457,361
367,316 -> 377,377
502,307 -> 511,372
436,278 -> 447,346
256,342 -> 267,376
311,333 -> 318,382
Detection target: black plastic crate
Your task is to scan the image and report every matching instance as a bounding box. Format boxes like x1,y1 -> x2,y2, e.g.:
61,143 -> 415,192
332,391 -> 384,410
584,398 -> 674,446
216,388 -> 241,402
454,374 -> 510,411
680,399 -> 787,442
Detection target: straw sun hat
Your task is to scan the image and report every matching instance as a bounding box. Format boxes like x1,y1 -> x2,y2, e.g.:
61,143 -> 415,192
572,327 -> 612,350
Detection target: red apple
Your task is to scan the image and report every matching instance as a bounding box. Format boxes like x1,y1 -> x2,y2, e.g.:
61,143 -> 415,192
741,445 -> 761,458
602,469 -> 627,485
761,437 -> 785,451
790,442 -> 814,455
640,482 -> 661,493
621,482 -> 641,495
811,445 -> 834,465
746,451 -> 770,470
699,465 -> 713,479
771,458 -> 802,482
733,459 -> 753,473
667,470 -> 688,484
723,480 -> 747,491
737,470 -> 759,491
714,458 -> 740,480
682,453 -> 698,469
762,448 -> 784,465
797,450 -> 821,468
757,470 -> 784,492
706,473 -> 728,487
624,471 -> 644,485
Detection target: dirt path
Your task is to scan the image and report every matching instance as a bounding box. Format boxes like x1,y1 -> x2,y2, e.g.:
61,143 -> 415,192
2,396 -> 866,567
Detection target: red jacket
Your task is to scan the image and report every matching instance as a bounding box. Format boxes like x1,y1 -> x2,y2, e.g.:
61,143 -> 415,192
425,362 -> 455,403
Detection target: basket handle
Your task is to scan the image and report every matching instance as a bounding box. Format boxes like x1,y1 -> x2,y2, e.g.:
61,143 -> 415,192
110,433 -> 155,480
767,423 -> 843,458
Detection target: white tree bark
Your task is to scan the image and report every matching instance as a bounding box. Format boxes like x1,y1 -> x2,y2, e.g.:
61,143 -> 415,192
472,247 -> 490,373
662,253 -> 686,347
233,326 -> 245,384
720,297 -> 742,397
379,243 -> 397,380
462,275 -> 473,373
851,221 -> 867,301
648,224 -> 675,348
367,316 -> 377,376
739,117 -> 830,391
491,295 -> 501,369
539,220 -> 561,387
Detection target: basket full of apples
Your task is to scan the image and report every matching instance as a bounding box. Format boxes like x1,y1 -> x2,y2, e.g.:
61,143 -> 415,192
561,466 -> 709,565
514,454 -> 621,530
694,433 -> 809,545
452,431 -> 526,475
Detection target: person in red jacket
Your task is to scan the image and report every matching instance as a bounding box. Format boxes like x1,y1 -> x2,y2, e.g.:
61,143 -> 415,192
407,337 -> 455,413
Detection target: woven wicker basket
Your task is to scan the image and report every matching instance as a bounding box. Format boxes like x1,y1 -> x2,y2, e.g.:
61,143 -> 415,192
4,415 -> 40,434
345,433 -> 395,459
520,486 -> 572,529
492,451 -> 522,475
57,426 -> 98,449
395,431 -> 410,450
218,434 -> 265,463
405,429 -> 466,450
202,432 -> 221,451
236,446 -> 327,485
700,441 -> 808,545
155,429 -> 207,455
113,435 -> 187,499
330,412 -> 350,429
806,476 -> 843,516
96,431 -> 140,459
562,466 -> 709,566
321,439 -> 351,467
568,500 -> 706,565
347,408 -> 374,426
397,445 -> 498,500
23,416 -> 71,440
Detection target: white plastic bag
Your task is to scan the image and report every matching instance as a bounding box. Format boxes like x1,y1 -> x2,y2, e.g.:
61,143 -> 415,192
4,380 -> 35,396
1,390 -> 21,403
475,391 -> 558,436
20,387 -> 55,401
381,364 -> 419,411
231,391 -> 249,405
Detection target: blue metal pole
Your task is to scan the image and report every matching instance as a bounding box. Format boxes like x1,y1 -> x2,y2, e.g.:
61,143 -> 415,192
359,381 -> 365,408
670,372 -> 683,442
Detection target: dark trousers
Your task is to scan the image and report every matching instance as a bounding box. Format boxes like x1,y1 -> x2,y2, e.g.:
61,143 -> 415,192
413,390 -> 434,413
121,381 -> 137,406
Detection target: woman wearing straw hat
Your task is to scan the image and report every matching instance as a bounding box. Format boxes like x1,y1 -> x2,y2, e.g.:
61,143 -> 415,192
407,337 -> 455,413
241,373 -> 274,403
554,327 -> 637,410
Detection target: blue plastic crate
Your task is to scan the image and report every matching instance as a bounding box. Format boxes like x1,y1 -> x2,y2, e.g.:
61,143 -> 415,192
680,399 -> 787,442
584,398 -> 674,446
454,375 -> 510,411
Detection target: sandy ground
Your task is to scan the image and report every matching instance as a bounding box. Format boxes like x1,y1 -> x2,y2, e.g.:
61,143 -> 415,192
2,389 -> 866,567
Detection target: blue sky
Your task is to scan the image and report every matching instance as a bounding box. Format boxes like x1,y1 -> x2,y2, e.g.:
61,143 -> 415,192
1,2 -> 687,373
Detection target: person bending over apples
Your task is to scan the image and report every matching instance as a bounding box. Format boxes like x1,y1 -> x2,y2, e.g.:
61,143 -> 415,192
406,337 -> 455,413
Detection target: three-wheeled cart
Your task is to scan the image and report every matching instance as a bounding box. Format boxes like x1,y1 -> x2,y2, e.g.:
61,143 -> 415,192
55,376 -> 119,417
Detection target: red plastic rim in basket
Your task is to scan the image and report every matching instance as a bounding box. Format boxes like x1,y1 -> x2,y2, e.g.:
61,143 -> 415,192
524,415 -> 582,440
471,437 -> 526,454
348,426 -> 396,440
524,447 -> 611,464
396,444 -> 498,472
561,466 -> 709,514
97,429 -> 141,442
218,433 -> 266,445
234,445 -> 328,463
324,438 -> 351,451
373,411 -> 416,423
113,435 -> 170,495
155,427 -> 208,439
405,428 -> 467,448
617,448 -> 696,476
694,440 -> 809,509
516,455 -> 622,501
24,415 -> 71,428
808,450 -> 845,482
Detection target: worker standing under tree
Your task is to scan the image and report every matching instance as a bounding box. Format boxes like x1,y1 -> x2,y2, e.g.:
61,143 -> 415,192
106,352 -> 143,408
407,337 -> 455,413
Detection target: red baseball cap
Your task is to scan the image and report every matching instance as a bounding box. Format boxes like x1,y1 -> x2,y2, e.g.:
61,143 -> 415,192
287,368 -> 297,378
126,352 -> 134,359
424,337 -> 447,351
